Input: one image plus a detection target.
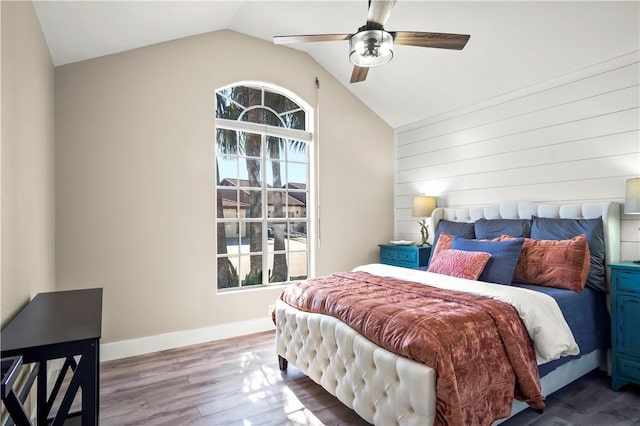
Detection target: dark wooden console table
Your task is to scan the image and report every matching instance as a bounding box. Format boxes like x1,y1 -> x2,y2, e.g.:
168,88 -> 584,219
1,288 -> 103,425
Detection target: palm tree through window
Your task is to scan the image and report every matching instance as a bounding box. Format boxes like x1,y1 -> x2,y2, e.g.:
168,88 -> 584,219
215,83 -> 312,290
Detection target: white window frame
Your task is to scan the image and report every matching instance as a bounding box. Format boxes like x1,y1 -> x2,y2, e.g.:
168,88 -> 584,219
215,82 -> 315,291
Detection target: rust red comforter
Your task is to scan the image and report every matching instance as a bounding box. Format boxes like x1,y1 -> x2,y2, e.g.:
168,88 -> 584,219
280,271 -> 545,426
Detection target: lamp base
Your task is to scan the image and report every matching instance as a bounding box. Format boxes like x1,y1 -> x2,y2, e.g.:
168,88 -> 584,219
418,218 -> 429,246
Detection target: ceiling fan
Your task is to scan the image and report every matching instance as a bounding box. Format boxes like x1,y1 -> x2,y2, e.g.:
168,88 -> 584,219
273,0 -> 470,84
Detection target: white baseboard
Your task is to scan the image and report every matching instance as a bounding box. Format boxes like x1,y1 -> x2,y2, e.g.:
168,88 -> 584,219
100,317 -> 276,362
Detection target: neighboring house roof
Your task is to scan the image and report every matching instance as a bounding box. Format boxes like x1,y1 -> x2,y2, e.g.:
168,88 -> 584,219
284,183 -> 307,206
218,179 -> 306,207
221,198 -> 249,208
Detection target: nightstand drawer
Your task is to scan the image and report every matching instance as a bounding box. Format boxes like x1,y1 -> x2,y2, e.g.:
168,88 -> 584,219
397,249 -> 418,264
617,355 -> 640,383
380,247 -> 398,262
616,271 -> 640,292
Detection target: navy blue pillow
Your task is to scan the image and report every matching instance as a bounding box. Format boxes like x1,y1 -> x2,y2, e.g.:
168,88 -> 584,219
474,218 -> 532,239
451,236 -> 525,284
430,220 -> 476,264
530,216 -> 606,292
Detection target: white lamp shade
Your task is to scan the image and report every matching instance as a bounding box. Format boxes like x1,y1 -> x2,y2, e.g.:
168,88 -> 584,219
625,177 -> 640,214
412,196 -> 436,217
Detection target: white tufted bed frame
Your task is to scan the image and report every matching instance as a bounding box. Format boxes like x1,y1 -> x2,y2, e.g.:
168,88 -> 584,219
275,201 -> 620,426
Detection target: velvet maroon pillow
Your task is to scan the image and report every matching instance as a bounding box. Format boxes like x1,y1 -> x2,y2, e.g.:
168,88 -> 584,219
510,234 -> 591,292
427,249 -> 492,280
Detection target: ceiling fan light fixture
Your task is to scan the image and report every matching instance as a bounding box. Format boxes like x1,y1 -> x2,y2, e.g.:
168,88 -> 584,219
349,29 -> 393,67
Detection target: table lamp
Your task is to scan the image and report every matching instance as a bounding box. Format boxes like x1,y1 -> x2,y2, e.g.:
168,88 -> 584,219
412,196 -> 436,246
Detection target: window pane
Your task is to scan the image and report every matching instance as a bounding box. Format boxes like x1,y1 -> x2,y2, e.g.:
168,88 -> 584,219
238,161 -> 257,186
217,156 -> 238,183
282,110 -> 305,130
267,221 -> 288,284
264,90 -> 300,115
240,254 -> 263,286
270,252 -> 288,283
242,107 -> 283,127
217,188 -> 239,219
216,128 -> 240,154
287,141 -> 307,163
240,159 -> 262,188
244,191 -> 262,218
217,222 -> 240,254
225,86 -> 262,108
246,222 -> 263,253
217,256 -> 239,289
268,221 -> 288,250
288,193 -> 306,218
289,221 -> 307,239
215,94 -> 243,120
287,162 -> 307,186
265,160 -> 285,187
243,132 -> 262,158
222,232 -> 241,255
266,136 -> 285,160
267,190 -> 286,218
289,250 -> 308,281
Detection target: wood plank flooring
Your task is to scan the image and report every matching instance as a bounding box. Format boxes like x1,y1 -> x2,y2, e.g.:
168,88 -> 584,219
97,330 -> 369,425
62,330 -> 639,425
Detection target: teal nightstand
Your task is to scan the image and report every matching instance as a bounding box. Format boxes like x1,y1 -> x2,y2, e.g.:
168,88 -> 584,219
610,261 -> 640,391
378,244 -> 431,269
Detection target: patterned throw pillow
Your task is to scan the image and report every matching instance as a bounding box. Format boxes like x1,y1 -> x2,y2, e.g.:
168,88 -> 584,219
427,249 -> 492,280
429,221 -> 476,264
430,232 -> 454,262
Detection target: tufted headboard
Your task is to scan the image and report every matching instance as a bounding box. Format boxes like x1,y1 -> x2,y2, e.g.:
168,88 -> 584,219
429,201 -> 621,286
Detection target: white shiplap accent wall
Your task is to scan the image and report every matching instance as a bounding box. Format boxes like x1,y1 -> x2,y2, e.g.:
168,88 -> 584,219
395,51 -> 640,261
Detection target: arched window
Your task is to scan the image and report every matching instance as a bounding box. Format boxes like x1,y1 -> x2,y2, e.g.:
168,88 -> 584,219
215,83 -> 312,290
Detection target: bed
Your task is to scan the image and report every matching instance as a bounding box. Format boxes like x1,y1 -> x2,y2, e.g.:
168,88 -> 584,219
274,201 -> 620,425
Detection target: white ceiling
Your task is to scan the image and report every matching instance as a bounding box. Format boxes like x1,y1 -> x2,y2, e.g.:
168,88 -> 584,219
33,1 -> 640,128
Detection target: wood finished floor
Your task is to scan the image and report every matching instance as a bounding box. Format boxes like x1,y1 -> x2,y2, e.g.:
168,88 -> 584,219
96,330 -> 369,425
65,330 -> 640,425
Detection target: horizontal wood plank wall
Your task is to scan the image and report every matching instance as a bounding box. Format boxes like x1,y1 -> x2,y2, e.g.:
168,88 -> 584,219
395,51 -> 640,261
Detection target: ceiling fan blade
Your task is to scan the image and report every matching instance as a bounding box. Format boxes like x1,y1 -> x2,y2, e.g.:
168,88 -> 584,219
391,31 -> 470,50
366,0 -> 397,29
273,34 -> 351,44
350,66 -> 369,83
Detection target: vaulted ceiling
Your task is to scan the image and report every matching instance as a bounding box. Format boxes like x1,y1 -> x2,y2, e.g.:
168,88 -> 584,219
33,1 -> 639,128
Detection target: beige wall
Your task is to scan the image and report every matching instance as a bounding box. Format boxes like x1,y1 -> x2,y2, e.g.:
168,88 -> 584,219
1,1 -> 56,327
55,30 -> 394,343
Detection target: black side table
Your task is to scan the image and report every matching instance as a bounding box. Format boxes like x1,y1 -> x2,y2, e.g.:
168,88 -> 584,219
1,288 -> 103,426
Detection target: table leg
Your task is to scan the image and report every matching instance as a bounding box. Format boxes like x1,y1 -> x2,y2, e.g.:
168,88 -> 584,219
81,339 -> 99,426
37,361 -> 47,425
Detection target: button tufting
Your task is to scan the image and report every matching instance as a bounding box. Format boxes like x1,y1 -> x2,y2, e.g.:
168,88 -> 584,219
278,303 -> 435,425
